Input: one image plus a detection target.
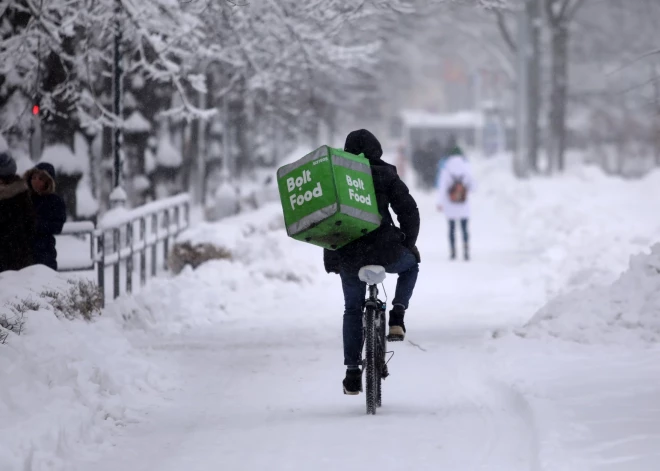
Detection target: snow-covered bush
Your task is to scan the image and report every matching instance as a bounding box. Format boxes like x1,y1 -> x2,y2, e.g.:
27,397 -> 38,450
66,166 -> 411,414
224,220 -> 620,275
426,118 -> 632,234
0,270 -> 102,339
40,279 -> 103,322
169,242 -> 233,274
0,299 -> 37,343
173,203 -> 287,273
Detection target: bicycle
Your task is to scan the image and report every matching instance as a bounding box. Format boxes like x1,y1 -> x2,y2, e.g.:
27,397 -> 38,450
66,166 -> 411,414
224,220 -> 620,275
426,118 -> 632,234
358,265 -> 394,415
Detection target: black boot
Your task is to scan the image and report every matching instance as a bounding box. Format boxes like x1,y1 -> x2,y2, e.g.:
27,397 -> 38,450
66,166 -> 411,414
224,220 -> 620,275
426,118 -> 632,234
387,304 -> 406,341
342,368 -> 362,395
464,243 -> 470,261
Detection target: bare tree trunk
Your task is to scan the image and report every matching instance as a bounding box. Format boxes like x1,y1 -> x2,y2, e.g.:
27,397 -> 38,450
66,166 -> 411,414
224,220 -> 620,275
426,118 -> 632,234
230,77 -> 249,177
652,65 -> 660,167
514,5 -> 530,179
548,23 -> 569,173
527,0 -> 542,173
495,2 -> 541,174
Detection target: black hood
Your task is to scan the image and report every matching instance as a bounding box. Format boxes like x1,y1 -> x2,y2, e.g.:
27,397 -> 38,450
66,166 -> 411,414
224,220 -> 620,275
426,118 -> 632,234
344,129 -> 383,161
36,162 -> 57,180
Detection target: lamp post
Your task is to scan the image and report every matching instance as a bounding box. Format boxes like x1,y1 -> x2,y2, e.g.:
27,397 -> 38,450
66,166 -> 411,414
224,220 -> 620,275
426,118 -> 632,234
110,0 -> 127,208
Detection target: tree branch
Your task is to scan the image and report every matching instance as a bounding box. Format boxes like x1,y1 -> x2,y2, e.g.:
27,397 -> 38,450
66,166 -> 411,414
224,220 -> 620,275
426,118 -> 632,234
566,0 -> 586,21
558,0 -> 572,20
545,0 -> 557,24
494,8 -> 516,54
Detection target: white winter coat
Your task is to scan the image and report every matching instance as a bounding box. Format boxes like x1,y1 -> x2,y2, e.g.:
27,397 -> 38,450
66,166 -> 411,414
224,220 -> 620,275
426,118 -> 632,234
436,154 -> 475,220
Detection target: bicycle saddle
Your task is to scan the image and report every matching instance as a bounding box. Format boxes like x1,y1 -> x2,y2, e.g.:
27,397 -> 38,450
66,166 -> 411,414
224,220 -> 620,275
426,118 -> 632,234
358,265 -> 386,285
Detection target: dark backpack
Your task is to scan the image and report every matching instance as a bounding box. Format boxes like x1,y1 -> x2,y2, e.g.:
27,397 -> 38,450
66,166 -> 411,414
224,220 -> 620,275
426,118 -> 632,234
448,175 -> 467,203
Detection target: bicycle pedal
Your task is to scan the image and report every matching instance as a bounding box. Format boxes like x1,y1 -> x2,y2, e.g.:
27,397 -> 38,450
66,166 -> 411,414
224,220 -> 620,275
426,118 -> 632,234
381,366 -> 390,379
387,334 -> 404,342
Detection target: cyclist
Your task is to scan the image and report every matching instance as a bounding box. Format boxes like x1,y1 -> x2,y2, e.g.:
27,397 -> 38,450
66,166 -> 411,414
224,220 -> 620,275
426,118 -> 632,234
324,129 -> 420,395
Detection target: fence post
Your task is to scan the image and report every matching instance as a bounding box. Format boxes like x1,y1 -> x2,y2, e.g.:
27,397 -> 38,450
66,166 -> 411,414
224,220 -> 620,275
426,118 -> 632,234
113,228 -> 120,299
97,232 -> 105,307
163,210 -> 170,271
126,221 -> 133,294
151,213 -> 158,277
89,230 -> 94,265
140,217 -> 146,287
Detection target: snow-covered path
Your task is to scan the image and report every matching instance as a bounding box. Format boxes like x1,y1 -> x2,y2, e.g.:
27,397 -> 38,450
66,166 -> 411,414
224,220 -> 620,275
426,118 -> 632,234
70,159 -> 660,471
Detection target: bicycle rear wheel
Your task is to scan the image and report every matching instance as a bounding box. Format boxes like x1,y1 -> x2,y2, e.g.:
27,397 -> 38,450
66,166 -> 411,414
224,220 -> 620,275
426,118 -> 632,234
364,305 -> 377,415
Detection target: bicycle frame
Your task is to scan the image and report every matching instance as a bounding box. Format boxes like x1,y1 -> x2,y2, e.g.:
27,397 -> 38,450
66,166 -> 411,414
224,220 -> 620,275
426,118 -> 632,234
366,284 -> 379,306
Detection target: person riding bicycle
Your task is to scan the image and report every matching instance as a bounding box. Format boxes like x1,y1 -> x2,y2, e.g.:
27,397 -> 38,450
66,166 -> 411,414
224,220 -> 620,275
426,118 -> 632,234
324,129 -> 420,395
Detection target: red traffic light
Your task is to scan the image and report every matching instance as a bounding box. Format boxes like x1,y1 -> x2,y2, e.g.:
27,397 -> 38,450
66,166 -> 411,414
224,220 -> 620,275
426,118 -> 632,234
32,104 -> 40,115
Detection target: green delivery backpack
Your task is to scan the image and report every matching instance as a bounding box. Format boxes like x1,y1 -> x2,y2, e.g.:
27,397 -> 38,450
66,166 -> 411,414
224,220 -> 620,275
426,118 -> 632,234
276,146 -> 382,250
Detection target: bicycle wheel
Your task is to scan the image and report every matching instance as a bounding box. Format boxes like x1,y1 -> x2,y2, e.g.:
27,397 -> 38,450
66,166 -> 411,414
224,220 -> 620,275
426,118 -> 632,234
364,304 -> 377,415
376,310 -> 386,408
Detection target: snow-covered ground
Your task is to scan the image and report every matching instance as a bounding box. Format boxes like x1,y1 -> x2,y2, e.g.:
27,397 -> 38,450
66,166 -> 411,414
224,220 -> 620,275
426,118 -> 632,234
0,267 -> 169,471
3,154 -> 660,470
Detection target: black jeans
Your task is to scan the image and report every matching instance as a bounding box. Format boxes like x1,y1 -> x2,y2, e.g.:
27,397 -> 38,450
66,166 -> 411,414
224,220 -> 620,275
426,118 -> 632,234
339,249 -> 419,366
448,219 -> 469,254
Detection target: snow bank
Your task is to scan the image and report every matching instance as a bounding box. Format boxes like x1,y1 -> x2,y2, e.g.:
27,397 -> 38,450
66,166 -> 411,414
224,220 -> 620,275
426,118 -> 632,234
0,266 -> 165,471
482,156 -> 660,299
514,244 -> 660,345
475,155 -> 660,345
181,203 -> 284,258
111,202 -> 321,334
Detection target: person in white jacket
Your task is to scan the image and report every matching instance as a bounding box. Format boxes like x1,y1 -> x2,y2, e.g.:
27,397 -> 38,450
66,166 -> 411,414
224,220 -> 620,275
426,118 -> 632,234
436,147 -> 474,260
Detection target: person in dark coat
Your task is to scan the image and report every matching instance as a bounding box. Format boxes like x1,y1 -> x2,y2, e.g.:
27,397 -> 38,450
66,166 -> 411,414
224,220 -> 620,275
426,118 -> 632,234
0,151 -> 35,272
323,129 -> 421,395
24,162 -> 66,270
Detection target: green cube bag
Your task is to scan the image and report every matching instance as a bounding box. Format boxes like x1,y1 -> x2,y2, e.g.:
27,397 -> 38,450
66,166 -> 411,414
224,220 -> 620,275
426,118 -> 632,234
276,146 -> 382,250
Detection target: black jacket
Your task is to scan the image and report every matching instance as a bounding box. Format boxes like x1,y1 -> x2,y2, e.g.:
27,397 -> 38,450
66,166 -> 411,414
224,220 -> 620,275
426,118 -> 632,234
0,176 -> 35,272
324,129 -> 420,273
25,163 -> 66,270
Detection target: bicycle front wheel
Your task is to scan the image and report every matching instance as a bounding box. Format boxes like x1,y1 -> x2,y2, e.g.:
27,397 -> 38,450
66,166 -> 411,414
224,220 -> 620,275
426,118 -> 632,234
376,309 -> 386,408
364,305 -> 377,415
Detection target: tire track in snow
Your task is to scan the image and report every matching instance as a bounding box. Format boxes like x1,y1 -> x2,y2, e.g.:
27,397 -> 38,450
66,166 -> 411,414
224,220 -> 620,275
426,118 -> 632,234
408,340 -> 543,471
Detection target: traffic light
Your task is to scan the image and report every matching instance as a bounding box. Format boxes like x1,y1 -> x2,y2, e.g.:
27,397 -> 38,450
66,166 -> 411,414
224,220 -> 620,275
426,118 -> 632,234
32,95 -> 41,116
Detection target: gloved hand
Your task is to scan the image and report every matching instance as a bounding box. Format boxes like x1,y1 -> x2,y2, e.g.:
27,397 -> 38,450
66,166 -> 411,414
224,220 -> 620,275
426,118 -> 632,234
410,245 -> 421,264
